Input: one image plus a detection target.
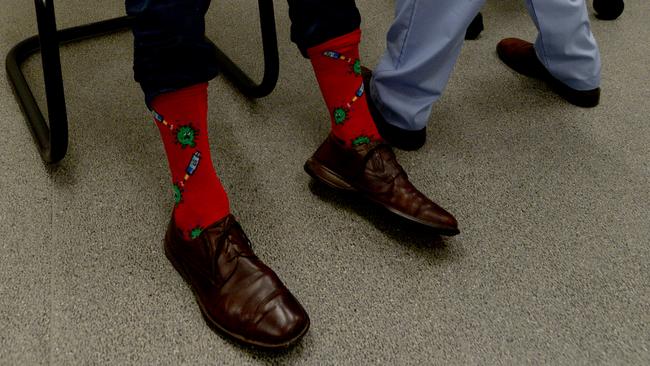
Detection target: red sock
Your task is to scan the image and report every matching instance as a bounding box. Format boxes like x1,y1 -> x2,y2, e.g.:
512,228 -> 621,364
151,83 -> 230,240
307,29 -> 382,147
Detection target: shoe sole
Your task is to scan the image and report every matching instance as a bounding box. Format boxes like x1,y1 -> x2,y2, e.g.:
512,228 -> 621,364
163,234 -> 310,350
304,157 -> 460,236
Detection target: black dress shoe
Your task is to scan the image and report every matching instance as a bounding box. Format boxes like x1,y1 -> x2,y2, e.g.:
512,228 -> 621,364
361,67 -> 427,151
465,13 -> 484,40
594,0 -> 624,20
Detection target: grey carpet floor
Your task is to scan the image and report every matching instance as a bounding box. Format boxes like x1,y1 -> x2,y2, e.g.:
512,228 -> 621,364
1,0 -> 648,365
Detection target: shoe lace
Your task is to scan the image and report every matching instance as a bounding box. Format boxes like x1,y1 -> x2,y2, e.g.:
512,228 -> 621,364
202,218 -> 255,279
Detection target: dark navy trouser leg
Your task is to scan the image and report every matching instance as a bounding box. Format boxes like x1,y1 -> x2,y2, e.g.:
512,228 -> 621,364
127,0 -> 361,104
288,0 -> 361,57
127,0 -> 218,106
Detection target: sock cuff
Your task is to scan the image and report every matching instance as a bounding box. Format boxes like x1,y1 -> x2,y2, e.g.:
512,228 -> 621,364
306,29 -> 362,59
151,82 -> 208,108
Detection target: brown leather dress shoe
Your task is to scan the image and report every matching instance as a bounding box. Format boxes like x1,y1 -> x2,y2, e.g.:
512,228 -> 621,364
305,134 -> 460,235
164,214 -> 310,349
497,38 -> 600,108
361,67 -> 426,151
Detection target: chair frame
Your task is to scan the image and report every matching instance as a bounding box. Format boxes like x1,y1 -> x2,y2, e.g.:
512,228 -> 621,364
6,0 -> 279,164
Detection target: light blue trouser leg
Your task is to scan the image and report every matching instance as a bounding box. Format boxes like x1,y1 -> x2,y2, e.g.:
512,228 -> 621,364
526,0 -> 601,91
372,0 -> 601,131
371,0 -> 485,131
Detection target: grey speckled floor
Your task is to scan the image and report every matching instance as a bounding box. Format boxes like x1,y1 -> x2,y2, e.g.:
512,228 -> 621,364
1,0 -> 648,365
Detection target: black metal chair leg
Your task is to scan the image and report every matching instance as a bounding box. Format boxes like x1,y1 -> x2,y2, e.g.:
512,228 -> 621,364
214,0 -> 279,98
6,0 -> 67,163
6,0 -> 279,164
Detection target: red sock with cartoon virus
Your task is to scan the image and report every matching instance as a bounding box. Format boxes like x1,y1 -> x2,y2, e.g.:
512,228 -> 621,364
307,29 -> 382,148
150,83 -> 230,240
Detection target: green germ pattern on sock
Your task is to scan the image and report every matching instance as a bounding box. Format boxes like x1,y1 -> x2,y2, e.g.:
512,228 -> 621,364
176,125 -> 198,148
333,108 -> 348,124
173,184 -> 183,205
190,227 -> 203,239
352,136 -> 371,146
353,59 -> 362,76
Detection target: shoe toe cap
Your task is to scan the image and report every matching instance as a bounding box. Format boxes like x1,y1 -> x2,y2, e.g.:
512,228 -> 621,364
418,204 -> 460,235
496,37 -> 530,57
252,292 -> 310,347
497,37 -> 524,49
